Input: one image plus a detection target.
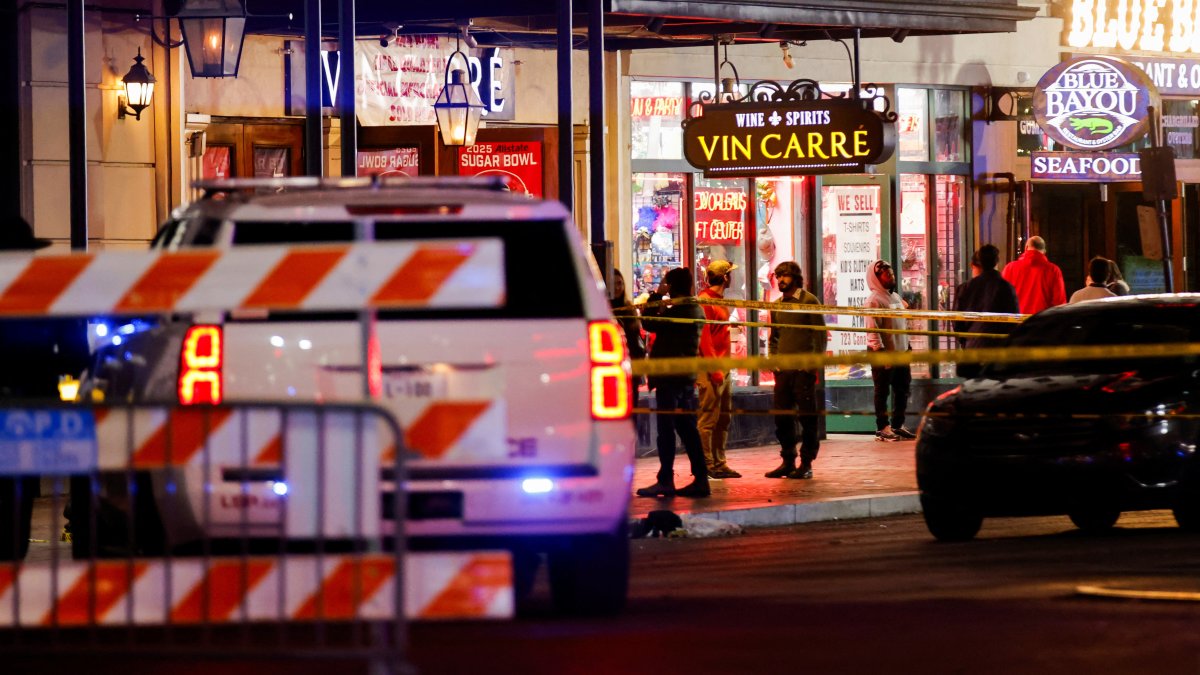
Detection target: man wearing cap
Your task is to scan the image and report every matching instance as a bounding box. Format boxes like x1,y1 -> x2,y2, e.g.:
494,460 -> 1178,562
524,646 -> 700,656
765,261 -> 827,479
696,260 -> 741,479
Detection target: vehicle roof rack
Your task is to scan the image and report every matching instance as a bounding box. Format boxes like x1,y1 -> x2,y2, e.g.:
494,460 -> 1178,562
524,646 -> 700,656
193,175 -> 512,197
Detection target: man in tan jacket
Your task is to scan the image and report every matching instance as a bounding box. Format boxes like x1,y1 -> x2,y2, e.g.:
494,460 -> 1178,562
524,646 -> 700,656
764,261 -> 828,479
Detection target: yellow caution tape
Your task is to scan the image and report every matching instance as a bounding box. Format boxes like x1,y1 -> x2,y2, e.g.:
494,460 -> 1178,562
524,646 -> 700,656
1076,585 -> 1200,602
631,342 -> 1200,377
636,313 -> 1009,341
633,407 -> 1199,420
632,296 -> 1027,324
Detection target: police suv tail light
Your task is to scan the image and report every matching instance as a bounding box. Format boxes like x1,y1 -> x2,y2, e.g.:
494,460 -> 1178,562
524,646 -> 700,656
589,320 -> 631,420
179,325 -> 223,405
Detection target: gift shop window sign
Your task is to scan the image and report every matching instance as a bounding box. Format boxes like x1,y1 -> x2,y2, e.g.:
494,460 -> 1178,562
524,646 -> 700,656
821,184 -> 881,381
457,142 -> 543,198
693,187 -> 747,245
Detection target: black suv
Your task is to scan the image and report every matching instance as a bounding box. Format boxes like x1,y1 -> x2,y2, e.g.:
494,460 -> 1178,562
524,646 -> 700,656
917,294 -> 1200,541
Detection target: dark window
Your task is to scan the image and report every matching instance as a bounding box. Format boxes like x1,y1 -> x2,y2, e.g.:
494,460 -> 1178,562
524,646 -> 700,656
991,304 -> 1200,375
220,219 -> 584,319
232,221 -> 355,244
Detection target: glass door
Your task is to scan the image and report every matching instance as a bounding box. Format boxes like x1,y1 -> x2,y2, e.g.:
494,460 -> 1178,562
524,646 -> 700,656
816,173 -> 892,432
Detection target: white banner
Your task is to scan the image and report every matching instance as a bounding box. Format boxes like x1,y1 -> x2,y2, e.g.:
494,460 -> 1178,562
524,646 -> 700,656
356,36 -> 449,126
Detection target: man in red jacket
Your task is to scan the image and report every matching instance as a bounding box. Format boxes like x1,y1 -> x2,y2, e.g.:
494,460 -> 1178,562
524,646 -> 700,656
697,260 -> 741,479
1001,236 -> 1066,315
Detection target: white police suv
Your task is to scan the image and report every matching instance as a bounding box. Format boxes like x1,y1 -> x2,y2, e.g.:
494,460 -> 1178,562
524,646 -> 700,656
81,176 -> 636,615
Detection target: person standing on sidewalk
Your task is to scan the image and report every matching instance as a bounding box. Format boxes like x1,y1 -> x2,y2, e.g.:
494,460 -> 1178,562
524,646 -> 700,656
1001,235 -> 1066,314
953,245 -> 1018,379
765,261 -> 827,479
865,260 -> 915,442
697,260 -> 741,479
1069,256 -> 1118,305
636,267 -> 710,498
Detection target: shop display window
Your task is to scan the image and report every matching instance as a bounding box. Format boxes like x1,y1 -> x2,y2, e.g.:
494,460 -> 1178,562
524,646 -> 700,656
753,177 -> 803,387
898,88 -> 929,162
631,173 -> 688,300
693,176 -> 749,384
934,90 -> 966,163
631,81 -> 685,160
899,174 -> 931,379
1162,99 -> 1199,160
821,184 -> 881,381
934,175 -> 966,379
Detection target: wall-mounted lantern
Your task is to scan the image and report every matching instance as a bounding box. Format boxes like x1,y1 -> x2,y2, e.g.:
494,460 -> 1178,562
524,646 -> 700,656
176,0 -> 248,78
118,48 -> 156,120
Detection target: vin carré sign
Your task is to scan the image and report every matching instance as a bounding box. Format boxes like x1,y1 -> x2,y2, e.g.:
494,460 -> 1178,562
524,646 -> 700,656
1033,55 -> 1158,151
682,99 -> 895,178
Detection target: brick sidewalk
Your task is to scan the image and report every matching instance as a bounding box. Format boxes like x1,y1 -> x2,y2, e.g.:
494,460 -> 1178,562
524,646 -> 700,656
630,433 -> 919,522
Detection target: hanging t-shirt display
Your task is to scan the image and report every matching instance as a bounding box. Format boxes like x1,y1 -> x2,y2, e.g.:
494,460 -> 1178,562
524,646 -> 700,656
631,173 -> 686,300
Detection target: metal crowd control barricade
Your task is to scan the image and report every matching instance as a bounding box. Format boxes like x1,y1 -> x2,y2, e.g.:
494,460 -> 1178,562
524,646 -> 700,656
0,236 -> 516,670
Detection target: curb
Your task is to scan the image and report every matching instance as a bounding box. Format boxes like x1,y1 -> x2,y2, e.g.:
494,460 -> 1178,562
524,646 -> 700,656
634,491 -> 922,528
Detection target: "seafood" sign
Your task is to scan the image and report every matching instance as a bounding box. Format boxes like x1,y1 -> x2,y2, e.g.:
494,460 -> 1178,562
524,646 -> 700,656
1032,55 -> 1159,151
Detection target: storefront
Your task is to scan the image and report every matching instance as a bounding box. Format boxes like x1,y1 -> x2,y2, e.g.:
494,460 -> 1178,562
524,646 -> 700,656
629,76 -> 972,432
190,35 -> 563,204
1010,2 -> 1200,293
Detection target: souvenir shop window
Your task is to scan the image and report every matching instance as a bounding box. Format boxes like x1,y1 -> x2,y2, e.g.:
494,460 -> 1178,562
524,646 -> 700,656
933,89 -> 966,163
898,88 -> 930,162
631,81 -> 686,160
631,173 -> 688,301
753,177 -> 803,388
1162,99 -> 1199,160
899,174 -> 931,379
693,176 -> 750,386
935,175 -> 966,378
820,184 -> 882,382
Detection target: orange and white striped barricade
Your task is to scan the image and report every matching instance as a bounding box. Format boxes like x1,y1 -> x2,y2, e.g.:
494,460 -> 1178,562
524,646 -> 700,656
0,240 -> 505,316
0,550 -> 512,626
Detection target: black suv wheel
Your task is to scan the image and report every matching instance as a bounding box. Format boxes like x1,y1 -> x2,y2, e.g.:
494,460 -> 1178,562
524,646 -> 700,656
920,493 -> 983,542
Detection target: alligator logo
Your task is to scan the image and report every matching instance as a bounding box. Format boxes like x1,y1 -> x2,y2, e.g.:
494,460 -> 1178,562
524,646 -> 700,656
1069,117 -> 1115,136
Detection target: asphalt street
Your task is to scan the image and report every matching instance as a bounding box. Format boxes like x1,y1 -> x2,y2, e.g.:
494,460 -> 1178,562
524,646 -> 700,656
411,510 -> 1200,675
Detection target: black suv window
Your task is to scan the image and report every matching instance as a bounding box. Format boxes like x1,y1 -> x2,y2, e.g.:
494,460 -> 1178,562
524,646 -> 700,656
225,219 -> 584,319
991,304 -> 1200,375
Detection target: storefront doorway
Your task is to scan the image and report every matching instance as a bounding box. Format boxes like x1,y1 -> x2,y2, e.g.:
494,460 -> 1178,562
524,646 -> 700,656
1029,182 -> 1182,294
202,119 -> 305,179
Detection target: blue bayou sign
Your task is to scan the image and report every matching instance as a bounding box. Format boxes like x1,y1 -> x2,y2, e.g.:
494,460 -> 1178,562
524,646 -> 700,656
1032,55 -> 1159,151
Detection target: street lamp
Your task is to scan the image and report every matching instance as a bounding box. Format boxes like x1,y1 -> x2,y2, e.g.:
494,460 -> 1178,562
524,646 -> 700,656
118,48 -> 156,120
432,46 -> 485,147
176,0 -> 248,78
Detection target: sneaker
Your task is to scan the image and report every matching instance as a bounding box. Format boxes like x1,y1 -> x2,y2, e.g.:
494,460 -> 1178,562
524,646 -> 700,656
635,481 -> 675,498
675,480 -> 711,498
787,463 -> 813,480
893,426 -> 917,440
875,426 -> 900,442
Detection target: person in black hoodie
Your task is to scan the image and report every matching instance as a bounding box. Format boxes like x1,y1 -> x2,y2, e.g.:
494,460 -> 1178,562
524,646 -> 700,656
635,267 -> 710,499
953,244 -> 1019,379
0,216 -> 90,560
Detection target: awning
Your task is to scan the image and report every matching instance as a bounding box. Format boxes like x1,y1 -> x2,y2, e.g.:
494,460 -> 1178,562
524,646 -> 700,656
225,0 -> 1038,48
